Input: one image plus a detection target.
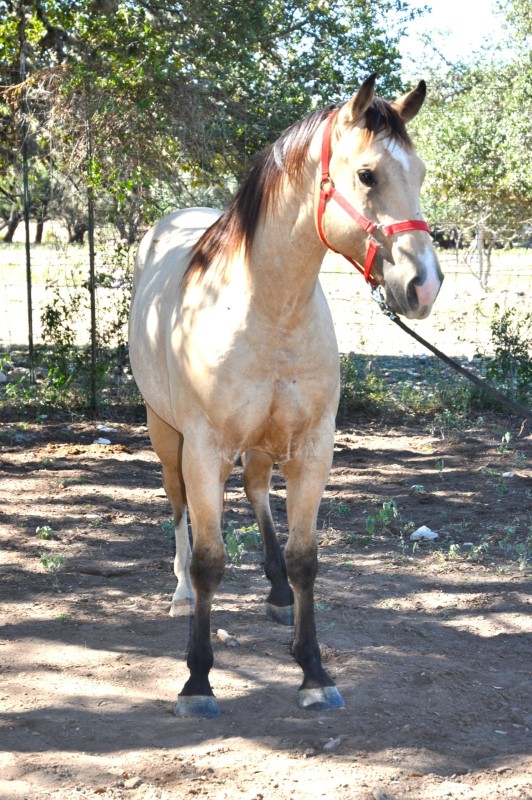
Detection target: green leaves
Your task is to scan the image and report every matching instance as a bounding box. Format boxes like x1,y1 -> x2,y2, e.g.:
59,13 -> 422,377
2,0 -> 416,240
410,38 -> 531,245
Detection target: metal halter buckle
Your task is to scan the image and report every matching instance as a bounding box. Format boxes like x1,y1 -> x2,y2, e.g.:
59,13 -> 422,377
371,284 -> 399,320
320,176 -> 334,194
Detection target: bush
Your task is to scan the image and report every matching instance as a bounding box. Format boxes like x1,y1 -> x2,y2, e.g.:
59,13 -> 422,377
487,304 -> 532,406
338,354 -> 391,416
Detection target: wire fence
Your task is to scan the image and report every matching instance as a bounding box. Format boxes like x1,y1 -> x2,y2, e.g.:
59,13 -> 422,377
1,240 -> 531,360
321,249 -> 532,359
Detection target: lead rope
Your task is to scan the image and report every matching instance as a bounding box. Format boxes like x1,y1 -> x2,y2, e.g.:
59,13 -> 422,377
371,286 -> 532,421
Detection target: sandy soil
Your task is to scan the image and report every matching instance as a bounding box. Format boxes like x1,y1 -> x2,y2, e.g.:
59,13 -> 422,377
0,414 -> 530,800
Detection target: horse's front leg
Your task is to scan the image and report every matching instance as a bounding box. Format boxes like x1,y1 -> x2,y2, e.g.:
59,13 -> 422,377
283,422 -> 345,711
174,439 -> 232,719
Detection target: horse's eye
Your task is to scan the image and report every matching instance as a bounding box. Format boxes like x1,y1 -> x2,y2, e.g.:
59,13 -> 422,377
358,170 -> 375,188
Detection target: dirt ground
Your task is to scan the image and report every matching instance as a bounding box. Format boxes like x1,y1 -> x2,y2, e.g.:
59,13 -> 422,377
0,413 -> 531,800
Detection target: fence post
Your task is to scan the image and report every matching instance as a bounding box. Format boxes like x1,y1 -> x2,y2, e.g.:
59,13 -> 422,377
85,76 -> 98,416
18,3 -> 34,378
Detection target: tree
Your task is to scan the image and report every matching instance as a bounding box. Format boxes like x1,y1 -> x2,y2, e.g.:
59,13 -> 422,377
1,0 -> 422,240
497,0 -> 532,40
409,50 -> 532,287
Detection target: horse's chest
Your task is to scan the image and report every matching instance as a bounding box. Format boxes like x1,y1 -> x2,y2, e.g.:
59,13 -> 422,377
224,366 -> 337,460
178,298 -> 339,457
261,378 -> 314,450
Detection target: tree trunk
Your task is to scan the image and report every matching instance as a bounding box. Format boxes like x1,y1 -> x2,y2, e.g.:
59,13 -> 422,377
3,208 -> 22,243
69,222 -> 87,244
35,220 -> 44,244
476,223 -> 485,289
484,240 -> 495,290
34,200 -> 49,244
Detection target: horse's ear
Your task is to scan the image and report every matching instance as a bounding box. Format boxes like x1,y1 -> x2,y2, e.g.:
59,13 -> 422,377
392,80 -> 427,123
339,73 -> 378,125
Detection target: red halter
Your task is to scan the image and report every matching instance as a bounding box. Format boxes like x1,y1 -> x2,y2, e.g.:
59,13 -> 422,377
316,110 -> 431,287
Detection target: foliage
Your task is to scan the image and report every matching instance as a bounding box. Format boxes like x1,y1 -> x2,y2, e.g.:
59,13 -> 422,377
1,0 -> 418,241
406,3 -> 532,286
487,304 -> 532,405
35,238 -> 134,410
497,0 -> 532,40
40,273 -> 88,386
338,354 -> 391,416
411,59 -> 531,263
224,521 -> 261,565
159,517 -> 174,540
36,524 -> 56,539
39,552 -> 65,571
365,499 -> 399,536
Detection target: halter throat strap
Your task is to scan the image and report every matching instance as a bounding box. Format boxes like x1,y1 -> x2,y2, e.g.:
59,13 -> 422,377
316,110 -> 430,286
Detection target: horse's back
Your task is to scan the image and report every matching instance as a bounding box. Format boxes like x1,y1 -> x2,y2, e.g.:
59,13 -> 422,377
133,207 -> 221,289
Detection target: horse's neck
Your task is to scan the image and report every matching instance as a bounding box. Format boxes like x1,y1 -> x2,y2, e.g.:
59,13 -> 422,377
247,184 -> 325,321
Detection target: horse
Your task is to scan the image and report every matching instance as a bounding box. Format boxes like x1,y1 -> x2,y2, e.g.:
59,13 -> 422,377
129,73 -> 444,719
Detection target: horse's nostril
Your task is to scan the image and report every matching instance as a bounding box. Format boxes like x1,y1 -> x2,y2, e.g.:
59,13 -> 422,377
407,277 -> 420,311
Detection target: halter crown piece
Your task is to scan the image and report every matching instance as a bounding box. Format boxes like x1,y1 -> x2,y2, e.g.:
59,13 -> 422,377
316,110 -> 431,287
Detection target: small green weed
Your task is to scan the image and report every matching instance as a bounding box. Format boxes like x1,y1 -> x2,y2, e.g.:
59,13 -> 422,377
447,542 -> 461,559
467,539 -> 490,561
224,521 -> 261,565
432,408 -> 466,439
343,532 -> 373,547
36,525 -> 56,540
480,466 -> 498,477
160,518 -> 174,539
435,542 -> 461,561
328,499 -> 351,517
514,534 -> 532,571
39,553 -> 65,572
498,431 -> 513,453
434,459 -> 446,480
365,499 -> 398,536
324,498 -> 352,530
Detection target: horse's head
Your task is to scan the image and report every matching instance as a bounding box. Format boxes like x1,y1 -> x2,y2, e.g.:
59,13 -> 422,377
316,74 -> 443,320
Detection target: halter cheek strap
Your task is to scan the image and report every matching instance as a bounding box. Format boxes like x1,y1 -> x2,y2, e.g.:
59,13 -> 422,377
316,110 -> 431,286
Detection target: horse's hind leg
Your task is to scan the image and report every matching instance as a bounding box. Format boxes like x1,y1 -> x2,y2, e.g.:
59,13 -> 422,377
243,449 -> 294,625
146,405 -> 193,617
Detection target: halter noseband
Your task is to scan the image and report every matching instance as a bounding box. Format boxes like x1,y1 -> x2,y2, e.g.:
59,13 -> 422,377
316,110 -> 431,287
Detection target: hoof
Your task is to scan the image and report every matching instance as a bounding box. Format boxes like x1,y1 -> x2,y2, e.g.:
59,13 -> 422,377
266,602 -> 294,626
174,695 -> 220,719
298,686 -> 345,711
169,598 -> 193,617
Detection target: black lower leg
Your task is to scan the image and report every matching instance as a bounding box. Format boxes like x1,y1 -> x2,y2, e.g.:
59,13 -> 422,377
259,511 -> 294,608
287,549 -> 334,689
179,550 -> 224,698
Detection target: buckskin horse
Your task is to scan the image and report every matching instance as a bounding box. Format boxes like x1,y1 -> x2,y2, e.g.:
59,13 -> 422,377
129,73 -> 444,718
